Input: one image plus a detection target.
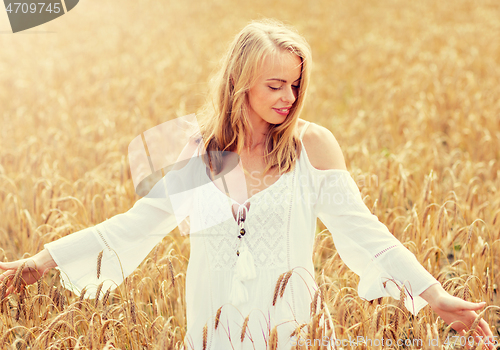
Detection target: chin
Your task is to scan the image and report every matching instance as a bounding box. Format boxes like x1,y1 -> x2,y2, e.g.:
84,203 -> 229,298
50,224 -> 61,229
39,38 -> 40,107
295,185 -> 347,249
267,115 -> 288,125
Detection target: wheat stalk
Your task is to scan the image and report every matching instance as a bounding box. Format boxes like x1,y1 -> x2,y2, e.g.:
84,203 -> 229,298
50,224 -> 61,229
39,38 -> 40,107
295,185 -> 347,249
167,258 -> 175,287
273,273 -> 285,306
279,270 -> 292,298
214,306 -> 222,330
97,250 -> 103,279
202,323 -> 207,350
269,326 -> 278,350
240,315 -> 249,342
13,262 -> 26,292
95,282 -> 104,308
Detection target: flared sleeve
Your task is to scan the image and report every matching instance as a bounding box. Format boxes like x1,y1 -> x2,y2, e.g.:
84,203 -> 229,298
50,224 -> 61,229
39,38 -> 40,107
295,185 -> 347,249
44,161 -> 195,299
313,169 -> 440,316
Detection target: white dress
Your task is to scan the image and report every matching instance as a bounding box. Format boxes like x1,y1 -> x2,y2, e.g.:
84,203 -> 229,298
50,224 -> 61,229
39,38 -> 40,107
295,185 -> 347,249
44,121 -> 440,350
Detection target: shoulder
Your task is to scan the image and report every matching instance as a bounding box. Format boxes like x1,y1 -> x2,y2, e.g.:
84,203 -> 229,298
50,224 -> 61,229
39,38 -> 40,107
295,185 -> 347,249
299,120 -> 347,171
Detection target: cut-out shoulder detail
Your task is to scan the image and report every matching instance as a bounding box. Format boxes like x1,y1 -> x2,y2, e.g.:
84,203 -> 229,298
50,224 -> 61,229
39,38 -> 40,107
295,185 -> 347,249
300,138 -> 350,176
300,122 -> 348,172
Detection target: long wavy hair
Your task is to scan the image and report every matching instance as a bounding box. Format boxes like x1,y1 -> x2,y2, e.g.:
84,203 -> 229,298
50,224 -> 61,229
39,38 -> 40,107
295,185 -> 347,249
196,19 -> 312,176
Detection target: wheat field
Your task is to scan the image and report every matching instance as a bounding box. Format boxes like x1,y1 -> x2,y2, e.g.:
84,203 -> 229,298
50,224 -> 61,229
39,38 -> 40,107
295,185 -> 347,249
0,0 -> 499,349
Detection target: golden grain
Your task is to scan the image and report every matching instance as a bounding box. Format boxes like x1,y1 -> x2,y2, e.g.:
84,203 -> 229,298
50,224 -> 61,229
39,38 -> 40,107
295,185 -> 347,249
279,270 -> 293,298
37,278 -> 43,297
467,225 -> 474,246
202,323 -> 207,350
240,315 -> 249,342
52,288 -> 60,308
102,288 -> 111,306
167,258 -> 175,288
0,275 -> 13,302
48,269 -> 60,300
97,250 -> 103,280
95,282 -> 104,308
214,306 -> 222,330
78,287 -> 87,310
369,305 -> 382,336
269,326 -> 278,350
273,273 -> 285,307
13,262 -> 26,292
463,276 -> 472,302
0,1 -> 499,348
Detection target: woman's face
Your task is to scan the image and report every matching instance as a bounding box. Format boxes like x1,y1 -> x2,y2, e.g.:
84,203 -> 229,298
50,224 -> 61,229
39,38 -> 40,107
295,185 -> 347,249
246,50 -> 302,126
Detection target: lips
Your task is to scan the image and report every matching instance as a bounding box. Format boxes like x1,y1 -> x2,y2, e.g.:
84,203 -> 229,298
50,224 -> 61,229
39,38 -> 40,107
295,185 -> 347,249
273,107 -> 291,116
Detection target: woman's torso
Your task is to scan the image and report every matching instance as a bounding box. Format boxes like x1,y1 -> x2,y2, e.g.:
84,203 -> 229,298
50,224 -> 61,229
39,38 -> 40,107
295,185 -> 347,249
182,119 -> 330,350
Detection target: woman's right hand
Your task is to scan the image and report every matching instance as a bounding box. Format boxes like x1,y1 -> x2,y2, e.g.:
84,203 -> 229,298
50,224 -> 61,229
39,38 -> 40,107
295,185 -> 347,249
0,249 -> 57,297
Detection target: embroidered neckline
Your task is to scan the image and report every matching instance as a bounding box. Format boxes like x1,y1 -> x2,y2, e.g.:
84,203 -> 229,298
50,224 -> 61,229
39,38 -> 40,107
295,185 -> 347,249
205,166 -> 293,206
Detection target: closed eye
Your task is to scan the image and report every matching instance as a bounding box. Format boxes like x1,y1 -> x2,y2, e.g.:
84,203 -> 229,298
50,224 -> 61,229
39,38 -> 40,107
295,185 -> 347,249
269,85 -> 300,91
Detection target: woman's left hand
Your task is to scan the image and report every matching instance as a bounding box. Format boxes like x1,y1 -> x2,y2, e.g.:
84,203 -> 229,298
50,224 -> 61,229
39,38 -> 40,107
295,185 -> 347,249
420,284 -> 496,350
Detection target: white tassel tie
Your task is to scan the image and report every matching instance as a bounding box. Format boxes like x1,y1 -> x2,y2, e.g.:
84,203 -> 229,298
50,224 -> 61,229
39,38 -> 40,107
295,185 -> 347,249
229,203 -> 256,306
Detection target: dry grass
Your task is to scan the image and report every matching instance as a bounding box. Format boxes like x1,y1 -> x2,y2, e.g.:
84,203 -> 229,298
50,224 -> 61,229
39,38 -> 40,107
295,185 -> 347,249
1,0 -> 499,348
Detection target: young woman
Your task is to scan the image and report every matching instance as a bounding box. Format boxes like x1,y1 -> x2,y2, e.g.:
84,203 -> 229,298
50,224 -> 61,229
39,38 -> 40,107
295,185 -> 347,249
0,19 -> 494,350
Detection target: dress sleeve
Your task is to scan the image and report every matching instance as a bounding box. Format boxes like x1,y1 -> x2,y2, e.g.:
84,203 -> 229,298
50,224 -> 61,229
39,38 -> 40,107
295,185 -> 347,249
44,161 -> 195,299
313,170 -> 440,316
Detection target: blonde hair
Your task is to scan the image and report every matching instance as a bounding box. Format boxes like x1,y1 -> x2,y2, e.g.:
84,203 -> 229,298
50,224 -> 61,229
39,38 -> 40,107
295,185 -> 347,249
196,19 -> 312,175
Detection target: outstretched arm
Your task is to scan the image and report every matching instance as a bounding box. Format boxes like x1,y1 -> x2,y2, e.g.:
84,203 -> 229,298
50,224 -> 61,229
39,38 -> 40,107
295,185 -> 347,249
0,136 -> 200,298
305,123 -> 495,348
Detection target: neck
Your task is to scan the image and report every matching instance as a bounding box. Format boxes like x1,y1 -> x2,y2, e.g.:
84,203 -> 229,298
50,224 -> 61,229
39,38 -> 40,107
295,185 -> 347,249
244,134 -> 268,152
244,142 -> 264,153
245,112 -> 269,151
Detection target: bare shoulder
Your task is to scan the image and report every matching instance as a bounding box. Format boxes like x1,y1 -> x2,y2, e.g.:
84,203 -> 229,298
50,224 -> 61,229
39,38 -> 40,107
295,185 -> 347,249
300,121 -> 347,171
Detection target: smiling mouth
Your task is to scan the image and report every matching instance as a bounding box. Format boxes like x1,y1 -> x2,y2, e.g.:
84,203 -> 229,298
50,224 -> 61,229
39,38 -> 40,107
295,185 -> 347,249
273,107 -> 291,114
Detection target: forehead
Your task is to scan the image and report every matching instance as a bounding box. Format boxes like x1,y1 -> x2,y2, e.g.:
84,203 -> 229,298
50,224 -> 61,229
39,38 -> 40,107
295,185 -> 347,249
258,50 -> 302,81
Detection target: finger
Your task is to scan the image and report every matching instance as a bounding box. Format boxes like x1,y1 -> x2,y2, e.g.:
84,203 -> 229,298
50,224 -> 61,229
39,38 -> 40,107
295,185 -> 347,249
473,330 -> 490,349
484,339 -> 495,350
0,269 -> 15,283
477,320 -> 495,349
470,331 -> 485,350
479,334 -> 495,350
0,261 -> 18,271
466,320 -> 485,340
475,337 -> 490,350
459,300 -> 487,312
478,319 -> 494,338
4,284 -> 15,298
470,324 -> 494,350
472,322 -> 486,336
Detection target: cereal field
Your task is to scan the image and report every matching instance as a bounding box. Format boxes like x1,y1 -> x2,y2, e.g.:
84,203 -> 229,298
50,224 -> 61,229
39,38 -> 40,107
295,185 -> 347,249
0,0 -> 499,348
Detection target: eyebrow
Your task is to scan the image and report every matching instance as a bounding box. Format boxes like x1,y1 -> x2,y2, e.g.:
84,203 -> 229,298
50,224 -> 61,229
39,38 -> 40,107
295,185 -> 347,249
266,78 -> 301,83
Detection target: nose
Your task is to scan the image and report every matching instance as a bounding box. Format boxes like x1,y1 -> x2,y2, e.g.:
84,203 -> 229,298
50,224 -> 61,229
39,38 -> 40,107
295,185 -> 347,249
281,86 -> 296,104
